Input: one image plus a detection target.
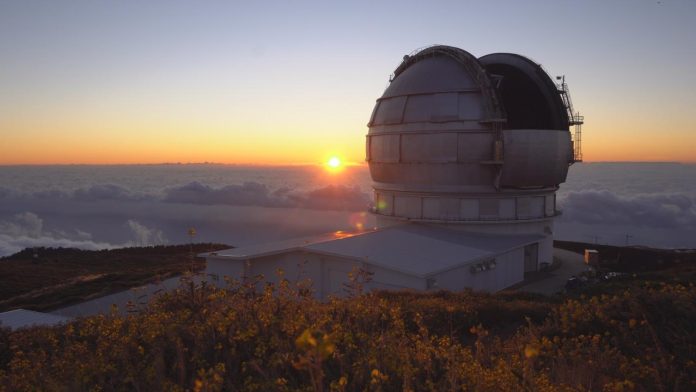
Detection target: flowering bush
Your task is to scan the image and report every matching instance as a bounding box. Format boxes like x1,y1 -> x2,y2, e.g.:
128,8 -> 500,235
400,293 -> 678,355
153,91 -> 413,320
0,275 -> 694,391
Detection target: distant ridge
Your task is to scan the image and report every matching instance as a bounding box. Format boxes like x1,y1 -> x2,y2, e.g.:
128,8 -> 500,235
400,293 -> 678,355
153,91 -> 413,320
582,161 -> 684,164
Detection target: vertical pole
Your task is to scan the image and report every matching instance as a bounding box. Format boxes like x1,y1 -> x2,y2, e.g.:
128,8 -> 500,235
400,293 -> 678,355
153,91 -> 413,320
187,227 -> 196,273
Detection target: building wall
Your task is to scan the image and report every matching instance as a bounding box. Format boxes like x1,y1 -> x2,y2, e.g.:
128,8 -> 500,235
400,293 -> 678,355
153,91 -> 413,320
248,251 -> 323,288
206,257 -> 245,281
433,219 -> 553,266
538,228 -> 554,267
205,251 -> 426,300
432,247 -> 524,292
364,264 -> 426,292
205,244 -> 527,298
375,190 -> 555,223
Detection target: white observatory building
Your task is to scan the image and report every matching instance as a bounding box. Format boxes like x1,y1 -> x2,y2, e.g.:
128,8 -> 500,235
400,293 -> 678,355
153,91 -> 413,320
204,45 -> 582,297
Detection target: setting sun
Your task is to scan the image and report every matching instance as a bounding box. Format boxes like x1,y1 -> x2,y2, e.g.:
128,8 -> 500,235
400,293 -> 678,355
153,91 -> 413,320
327,156 -> 342,168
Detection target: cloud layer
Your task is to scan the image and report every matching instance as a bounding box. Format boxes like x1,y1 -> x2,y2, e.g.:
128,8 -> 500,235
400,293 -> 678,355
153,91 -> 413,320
162,181 -> 370,210
0,212 -> 167,257
2,175 -> 696,256
558,190 -> 696,230
0,182 -> 371,211
0,180 -> 374,257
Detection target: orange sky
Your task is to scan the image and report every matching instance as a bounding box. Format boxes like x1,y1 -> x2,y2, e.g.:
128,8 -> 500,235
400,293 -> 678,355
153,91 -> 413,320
2,125 -> 694,165
2,109 -> 694,165
1,1 -> 695,165
0,118 -> 367,165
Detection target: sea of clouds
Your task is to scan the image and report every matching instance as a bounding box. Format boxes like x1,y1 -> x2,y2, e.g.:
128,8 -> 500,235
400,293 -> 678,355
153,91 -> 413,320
555,190 -> 696,248
0,163 -> 694,257
0,178 -> 373,256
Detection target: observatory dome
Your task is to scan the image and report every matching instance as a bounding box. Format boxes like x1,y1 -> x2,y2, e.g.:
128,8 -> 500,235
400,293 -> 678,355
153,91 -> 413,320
201,45 -> 584,296
367,45 -> 576,228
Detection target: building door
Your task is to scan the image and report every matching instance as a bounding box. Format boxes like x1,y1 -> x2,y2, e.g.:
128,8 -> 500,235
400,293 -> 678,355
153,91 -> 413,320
523,243 -> 539,273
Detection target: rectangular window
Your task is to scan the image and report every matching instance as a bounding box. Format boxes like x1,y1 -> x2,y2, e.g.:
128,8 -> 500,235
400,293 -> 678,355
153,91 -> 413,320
460,199 -> 478,219
439,198 -> 460,220
369,134 -> 400,163
457,132 -> 494,162
499,198 -> 515,219
423,198 -> 460,220
394,196 -> 422,219
401,133 -> 457,163
479,199 -> 499,219
430,93 -> 459,122
422,198 -> 439,220
458,92 -> 484,120
517,197 -> 545,219
457,133 -> 494,162
373,96 -> 407,125
545,194 -> 555,216
403,93 -> 458,123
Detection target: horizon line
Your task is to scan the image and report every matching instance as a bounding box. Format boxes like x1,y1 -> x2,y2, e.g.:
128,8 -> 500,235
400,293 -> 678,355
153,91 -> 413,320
0,160 -> 692,167
0,161 -> 371,167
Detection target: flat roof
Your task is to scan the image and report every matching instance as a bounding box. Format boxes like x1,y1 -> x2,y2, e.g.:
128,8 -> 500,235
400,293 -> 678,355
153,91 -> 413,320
0,309 -> 71,330
200,230 -> 362,259
307,225 -> 541,276
204,223 -> 542,278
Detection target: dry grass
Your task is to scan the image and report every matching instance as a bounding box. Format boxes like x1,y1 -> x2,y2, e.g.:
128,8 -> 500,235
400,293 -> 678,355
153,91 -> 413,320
0,244 -> 229,312
1,268 -> 694,391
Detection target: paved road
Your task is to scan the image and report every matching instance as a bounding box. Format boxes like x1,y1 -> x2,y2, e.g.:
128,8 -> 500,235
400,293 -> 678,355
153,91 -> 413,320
516,248 -> 589,295
51,274 -> 213,318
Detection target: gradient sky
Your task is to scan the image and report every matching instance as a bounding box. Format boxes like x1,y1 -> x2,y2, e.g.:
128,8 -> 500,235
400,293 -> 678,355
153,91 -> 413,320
1,0 -> 695,164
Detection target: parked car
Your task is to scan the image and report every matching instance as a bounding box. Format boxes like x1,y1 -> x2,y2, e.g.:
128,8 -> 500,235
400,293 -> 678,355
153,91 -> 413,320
565,276 -> 584,291
601,271 -> 625,281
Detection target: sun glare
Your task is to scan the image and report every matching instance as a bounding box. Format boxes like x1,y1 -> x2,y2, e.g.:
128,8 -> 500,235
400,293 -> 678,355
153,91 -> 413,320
327,156 -> 342,169
324,156 -> 345,174
328,156 -> 341,168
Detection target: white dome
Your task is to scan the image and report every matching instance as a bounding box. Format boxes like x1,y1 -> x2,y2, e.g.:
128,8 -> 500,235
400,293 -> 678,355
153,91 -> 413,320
367,45 -> 574,224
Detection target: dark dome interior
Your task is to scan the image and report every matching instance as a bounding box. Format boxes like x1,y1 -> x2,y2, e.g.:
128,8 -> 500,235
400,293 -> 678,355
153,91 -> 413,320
480,54 -> 569,131
487,64 -> 555,129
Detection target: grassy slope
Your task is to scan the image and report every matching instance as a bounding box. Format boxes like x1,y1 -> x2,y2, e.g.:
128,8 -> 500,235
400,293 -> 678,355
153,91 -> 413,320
0,244 -> 229,312
0,242 -> 695,390
0,264 -> 694,390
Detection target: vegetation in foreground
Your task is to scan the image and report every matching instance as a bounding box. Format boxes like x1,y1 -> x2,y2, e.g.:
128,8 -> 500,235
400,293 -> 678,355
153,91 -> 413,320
0,244 -> 229,312
1,267 -> 694,391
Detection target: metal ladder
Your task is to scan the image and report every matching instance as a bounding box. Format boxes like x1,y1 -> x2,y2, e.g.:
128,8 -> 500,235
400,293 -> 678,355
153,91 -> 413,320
558,76 -> 584,162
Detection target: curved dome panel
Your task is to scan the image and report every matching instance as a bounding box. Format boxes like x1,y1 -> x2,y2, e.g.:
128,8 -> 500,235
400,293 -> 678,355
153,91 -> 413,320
500,129 -> 572,186
367,46 -> 502,193
382,56 -> 478,98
